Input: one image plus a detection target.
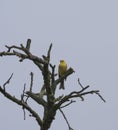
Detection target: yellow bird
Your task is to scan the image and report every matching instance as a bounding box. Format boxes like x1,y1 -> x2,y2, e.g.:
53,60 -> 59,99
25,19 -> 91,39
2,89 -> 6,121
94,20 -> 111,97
58,60 -> 67,89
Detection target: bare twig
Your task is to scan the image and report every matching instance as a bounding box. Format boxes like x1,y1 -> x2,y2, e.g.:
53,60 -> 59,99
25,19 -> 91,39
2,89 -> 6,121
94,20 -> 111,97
59,109 -> 74,130
26,39 -> 31,51
47,43 -> 52,60
78,85 -> 90,93
92,91 -> 106,102
50,64 -> 56,84
5,45 -> 22,52
42,43 -> 52,62
21,83 -> 26,102
60,100 -> 76,109
30,72 -> 33,92
78,78 -> 84,89
23,107 -> 26,120
3,73 -> 13,91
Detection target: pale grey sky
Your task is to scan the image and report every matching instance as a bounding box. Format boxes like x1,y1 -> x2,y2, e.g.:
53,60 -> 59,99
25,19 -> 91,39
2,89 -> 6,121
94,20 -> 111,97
0,0 -> 118,130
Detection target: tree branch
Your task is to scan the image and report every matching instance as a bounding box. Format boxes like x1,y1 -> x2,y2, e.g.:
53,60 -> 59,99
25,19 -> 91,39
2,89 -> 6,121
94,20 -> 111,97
3,73 -> 13,91
60,100 -> 76,109
0,40 -> 46,65
26,39 -> 31,51
50,64 -> 56,84
47,43 -> 52,60
55,85 -> 105,109
29,72 -> 33,92
0,85 -> 42,126
26,91 -> 47,107
59,109 -> 74,130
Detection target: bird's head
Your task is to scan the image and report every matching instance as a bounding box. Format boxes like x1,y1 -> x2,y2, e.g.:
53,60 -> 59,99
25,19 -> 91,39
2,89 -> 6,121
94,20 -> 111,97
60,60 -> 65,63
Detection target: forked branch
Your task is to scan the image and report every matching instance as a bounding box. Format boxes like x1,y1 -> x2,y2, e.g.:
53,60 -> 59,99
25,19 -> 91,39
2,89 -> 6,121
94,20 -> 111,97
0,75 -> 42,126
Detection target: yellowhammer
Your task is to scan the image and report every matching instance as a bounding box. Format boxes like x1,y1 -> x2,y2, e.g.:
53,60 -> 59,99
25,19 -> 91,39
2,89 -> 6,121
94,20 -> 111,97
58,60 -> 67,89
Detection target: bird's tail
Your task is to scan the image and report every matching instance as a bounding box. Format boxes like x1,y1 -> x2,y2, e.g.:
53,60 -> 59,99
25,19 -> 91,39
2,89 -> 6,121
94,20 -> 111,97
59,80 -> 65,89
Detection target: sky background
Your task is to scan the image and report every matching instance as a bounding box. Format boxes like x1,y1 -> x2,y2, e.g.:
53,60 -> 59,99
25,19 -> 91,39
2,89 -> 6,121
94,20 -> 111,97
0,0 -> 118,130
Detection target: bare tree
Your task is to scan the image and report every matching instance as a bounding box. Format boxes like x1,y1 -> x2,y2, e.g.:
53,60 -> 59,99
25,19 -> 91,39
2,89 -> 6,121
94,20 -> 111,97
0,39 -> 105,130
